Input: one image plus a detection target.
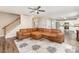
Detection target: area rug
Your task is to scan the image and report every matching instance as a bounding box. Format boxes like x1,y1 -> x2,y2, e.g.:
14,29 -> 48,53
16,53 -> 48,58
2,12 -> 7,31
14,38 -> 76,53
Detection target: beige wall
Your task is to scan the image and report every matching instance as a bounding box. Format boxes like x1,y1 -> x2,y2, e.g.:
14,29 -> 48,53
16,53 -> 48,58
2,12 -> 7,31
0,12 -> 18,36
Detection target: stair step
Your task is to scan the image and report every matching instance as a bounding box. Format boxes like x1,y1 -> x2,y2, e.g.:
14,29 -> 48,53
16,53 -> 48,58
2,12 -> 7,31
0,36 -> 5,40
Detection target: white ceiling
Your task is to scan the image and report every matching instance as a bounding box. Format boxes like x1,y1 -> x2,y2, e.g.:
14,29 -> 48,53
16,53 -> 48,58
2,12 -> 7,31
0,6 -> 79,18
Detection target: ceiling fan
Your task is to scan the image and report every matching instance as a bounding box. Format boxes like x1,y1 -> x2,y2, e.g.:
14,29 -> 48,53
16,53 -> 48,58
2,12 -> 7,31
28,6 -> 45,14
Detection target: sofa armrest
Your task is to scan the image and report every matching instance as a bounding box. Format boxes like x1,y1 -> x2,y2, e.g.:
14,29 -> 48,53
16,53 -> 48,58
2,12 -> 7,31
58,32 -> 64,35
57,32 -> 64,42
16,31 -> 23,40
17,31 -> 22,36
58,33 -> 64,38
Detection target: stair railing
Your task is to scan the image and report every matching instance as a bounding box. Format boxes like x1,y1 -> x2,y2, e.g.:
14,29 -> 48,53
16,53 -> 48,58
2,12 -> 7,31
3,15 -> 21,36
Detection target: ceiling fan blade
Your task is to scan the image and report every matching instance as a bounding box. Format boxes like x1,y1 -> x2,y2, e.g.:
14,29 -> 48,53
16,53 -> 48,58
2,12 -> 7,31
39,10 -> 45,12
37,11 -> 39,14
28,7 -> 35,10
37,6 -> 41,9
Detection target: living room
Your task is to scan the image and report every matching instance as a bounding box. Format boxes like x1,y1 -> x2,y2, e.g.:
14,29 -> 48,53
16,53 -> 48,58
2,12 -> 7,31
0,6 -> 79,53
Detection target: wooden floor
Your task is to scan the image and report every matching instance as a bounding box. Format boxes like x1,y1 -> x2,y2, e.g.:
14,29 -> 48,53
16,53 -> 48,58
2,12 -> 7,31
0,37 -> 19,53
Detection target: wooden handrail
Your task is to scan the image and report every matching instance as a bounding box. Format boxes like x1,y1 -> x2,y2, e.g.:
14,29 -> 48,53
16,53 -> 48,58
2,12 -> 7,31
3,16 -> 20,29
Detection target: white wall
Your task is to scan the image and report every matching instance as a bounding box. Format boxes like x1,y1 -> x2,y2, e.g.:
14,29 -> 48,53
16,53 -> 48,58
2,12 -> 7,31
46,19 -> 56,29
38,18 -> 46,28
20,15 -> 33,28
38,17 -> 56,29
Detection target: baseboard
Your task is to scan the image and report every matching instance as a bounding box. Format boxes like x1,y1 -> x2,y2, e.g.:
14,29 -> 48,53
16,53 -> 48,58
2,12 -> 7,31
6,36 -> 17,40
5,35 -> 16,38
0,35 -> 4,37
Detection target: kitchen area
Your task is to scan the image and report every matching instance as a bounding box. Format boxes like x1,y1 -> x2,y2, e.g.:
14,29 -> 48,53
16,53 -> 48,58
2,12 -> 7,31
56,18 -> 79,42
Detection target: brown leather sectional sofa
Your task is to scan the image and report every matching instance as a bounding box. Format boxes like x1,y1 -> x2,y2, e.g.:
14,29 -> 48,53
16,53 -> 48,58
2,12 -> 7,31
16,28 -> 64,43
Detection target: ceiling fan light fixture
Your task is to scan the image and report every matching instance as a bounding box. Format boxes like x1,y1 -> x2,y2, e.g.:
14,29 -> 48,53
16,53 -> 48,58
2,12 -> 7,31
28,6 -> 45,14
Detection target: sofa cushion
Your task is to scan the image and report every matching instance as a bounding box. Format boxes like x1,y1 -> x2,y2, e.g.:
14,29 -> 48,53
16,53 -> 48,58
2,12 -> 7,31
20,28 -> 33,33
43,29 -> 52,33
22,32 -> 30,36
20,29 -> 27,32
31,31 -> 42,35
25,28 -> 33,32
32,28 -> 38,31
51,29 -> 61,33
43,32 -> 57,37
38,28 -> 44,32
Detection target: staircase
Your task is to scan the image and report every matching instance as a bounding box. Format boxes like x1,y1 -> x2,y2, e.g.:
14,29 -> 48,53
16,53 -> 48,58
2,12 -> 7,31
0,36 -> 5,52
3,15 -> 21,38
